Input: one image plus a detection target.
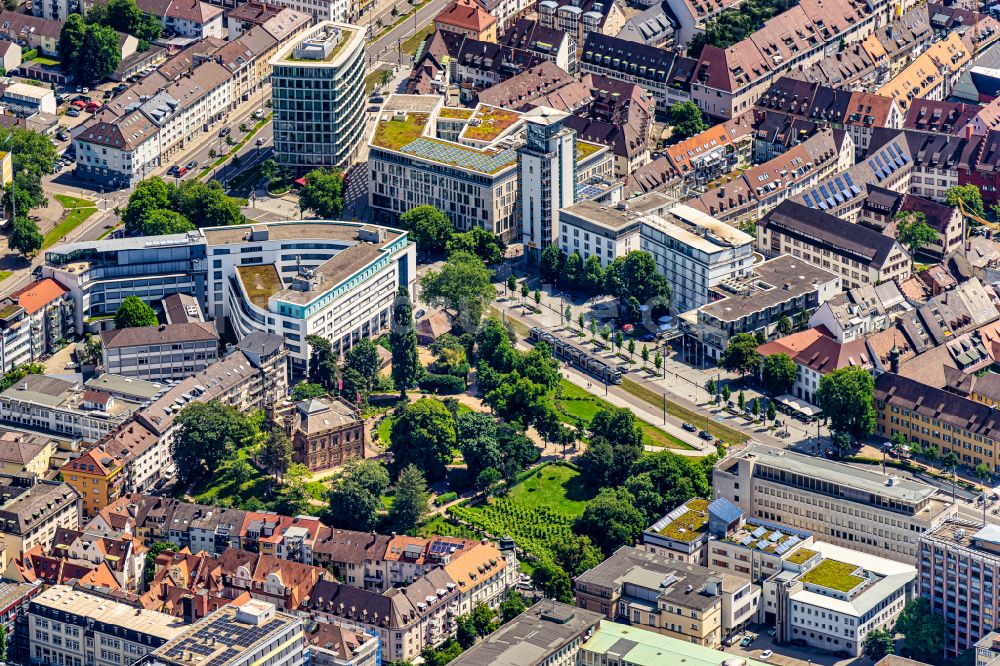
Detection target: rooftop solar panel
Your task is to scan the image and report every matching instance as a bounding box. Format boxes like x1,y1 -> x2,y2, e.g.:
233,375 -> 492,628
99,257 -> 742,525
752,526 -> 766,538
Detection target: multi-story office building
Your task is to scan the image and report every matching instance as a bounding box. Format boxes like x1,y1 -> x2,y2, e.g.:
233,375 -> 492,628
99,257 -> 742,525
575,546 -> 758,647
0,374 -> 147,443
368,95 -> 611,243
100,322 -> 220,381
556,201 -> 642,268
919,520 -> 1000,655
43,233 -> 208,336
519,107 -> 577,264
44,221 -> 414,376
144,599 -> 305,666
758,200 -> 912,290
714,443 -> 958,562
639,204 -> 755,314
203,221 -> 414,373
680,255 -> 840,362
0,475 -> 79,553
449,601 -> 601,666
28,586 -> 186,666
271,22 -> 366,172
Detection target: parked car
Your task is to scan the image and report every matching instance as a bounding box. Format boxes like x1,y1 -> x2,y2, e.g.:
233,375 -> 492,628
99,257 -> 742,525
682,422 -> 697,432
85,102 -> 101,112
71,100 -> 87,109
767,628 -> 776,637
167,165 -> 180,176
218,126 -> 231,137
66,108 -> 80,117
56,130 -> 69,141
760,650 -> 773,660
639,332 -> 656,342
252,108 -> 265,119
739,636 -> 755,648
415,309 -> 426,319
185,161 -> 198,171
699,430 -> 714,441
176,166 -> 189,176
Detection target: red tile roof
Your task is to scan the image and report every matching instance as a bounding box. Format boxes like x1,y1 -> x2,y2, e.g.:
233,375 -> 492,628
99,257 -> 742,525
434,0 -> 496,32
11,278 -> 66,315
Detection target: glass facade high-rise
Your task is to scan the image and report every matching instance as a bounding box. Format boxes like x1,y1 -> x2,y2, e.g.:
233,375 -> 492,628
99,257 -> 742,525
271,22 -> 366,172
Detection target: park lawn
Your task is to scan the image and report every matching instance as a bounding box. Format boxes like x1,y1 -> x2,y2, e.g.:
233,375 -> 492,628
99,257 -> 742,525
45,195 -> 97,249
506,463 -> 593,516
557,379 -> 694,450
621,377 -> 747,444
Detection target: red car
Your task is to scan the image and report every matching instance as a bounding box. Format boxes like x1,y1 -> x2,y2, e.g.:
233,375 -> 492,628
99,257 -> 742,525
176,166 -> 188,176
71,100 -> 86,109
85,102 -> 101,112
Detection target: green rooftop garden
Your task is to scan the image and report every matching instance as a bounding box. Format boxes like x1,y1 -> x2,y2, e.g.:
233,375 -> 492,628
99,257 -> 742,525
439,107 -> 474,120
576,140 -> 603,161
799,559 -> 865,593
462,106 -> 521,142
236,264 -> 282,309
372,112 -> 430,150
657,498 -> 710,541
0,303 -> 22,319
786,547 -> 818,565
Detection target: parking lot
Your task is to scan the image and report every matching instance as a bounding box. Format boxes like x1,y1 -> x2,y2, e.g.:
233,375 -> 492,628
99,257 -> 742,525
724,628 -> 862,666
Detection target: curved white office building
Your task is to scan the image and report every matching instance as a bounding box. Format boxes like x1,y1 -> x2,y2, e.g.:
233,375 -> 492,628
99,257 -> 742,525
44,220 -> 415,375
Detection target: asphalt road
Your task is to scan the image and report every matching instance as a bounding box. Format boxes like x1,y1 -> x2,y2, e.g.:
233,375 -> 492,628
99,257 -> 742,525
366,0 -> 452,70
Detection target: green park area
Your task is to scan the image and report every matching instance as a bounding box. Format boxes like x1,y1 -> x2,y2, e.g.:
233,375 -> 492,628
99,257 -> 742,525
556,380 -> 693,449
44,195 -> 97,249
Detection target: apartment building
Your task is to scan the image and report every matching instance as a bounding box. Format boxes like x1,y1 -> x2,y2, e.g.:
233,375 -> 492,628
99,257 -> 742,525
500,18 -> 576,74
100,322 -> 220,381
878,31 -> 972,114
680,254 -> 840,362
450,601 -> 602,666
689,127 -> 850,225
0,427 -> 61,477
271,22 -> 366,171
0,375 -> 147,443
0,277 -> 73,372
138,61 -> 233,159
758,327 -> 874,405
75,111 -> 161,190
662,120 -> 754,193
919,520 -> 1000,655
0,475 -> 79,553
537,0 -> 628,47
713,443 -> 958,561
556,200 -> 642,268
146,598 -> 304,666
575,546 -> 758,647
578,32 -> 693,114
28,586 -> 186,666
303,622 -> 378,666
435,0 -> 498,41
875,373 -> 1000,473
691,0 -> 887,119
758,200 -> 912,290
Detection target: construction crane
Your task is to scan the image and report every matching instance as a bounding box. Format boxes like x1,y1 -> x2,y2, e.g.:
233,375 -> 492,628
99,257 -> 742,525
955,196 -> 1000,235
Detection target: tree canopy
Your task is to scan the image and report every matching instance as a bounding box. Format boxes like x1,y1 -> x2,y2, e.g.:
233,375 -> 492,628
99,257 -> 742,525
389,464 -> 429,532
895,211 -> 937,256
895,598 -> 944,662
122,177 -> 243,234
142,209 -> 195,236
389,286 -> 421,397
816,366 -> 876,439
62,21 -> 121,84
447,226 -> 505,264
604,251 -> 671,324
718,333 -> 763,376
946,184 -> 984,218
114,296 -> 158,328
327,459 -> 390,532
299,169 -> 345,219
8,217 -> 42,256
575,486 -> 647,555
666,101 -> 709,143
420,251 -> 495,332
761,353 -> 797,395
686,0 -> 798,58
389,398 -> 456,481
400,205 -> 453,255
306,335 -> 338,391
172,402 -> 253,485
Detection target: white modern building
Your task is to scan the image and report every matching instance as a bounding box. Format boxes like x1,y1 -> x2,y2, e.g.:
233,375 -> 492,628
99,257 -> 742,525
519,107 -> 577,265
714,443 -> 959,562
74,111 -> 161,189
28,586 -> 186,666
557,201 -> 642,268
203,221 -> 415,374
640,204 -> 754,313
271,22 -> 366,171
